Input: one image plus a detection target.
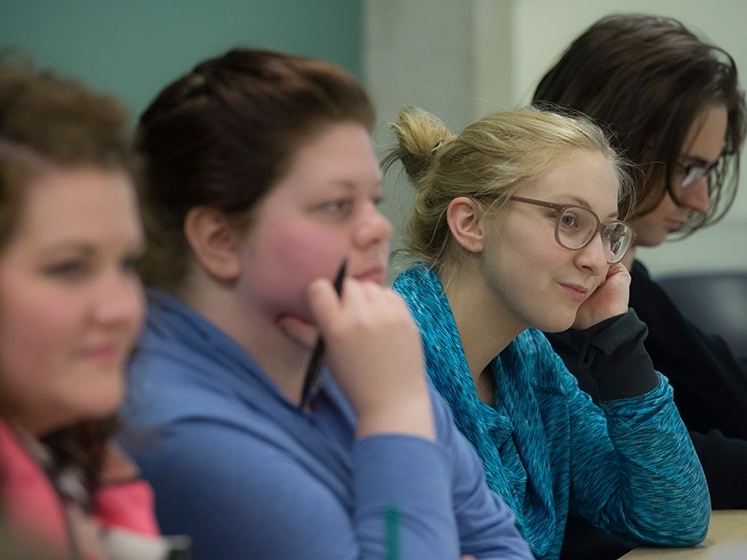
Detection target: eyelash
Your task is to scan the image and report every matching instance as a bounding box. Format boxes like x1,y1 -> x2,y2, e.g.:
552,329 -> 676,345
322,194 -> 384,210
322,199 -> 354,215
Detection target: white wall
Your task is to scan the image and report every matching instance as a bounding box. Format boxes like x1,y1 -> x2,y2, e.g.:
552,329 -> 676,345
365,0 -> 747,276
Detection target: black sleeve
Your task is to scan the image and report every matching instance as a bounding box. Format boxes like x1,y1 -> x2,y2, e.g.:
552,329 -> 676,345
551,309 -> 659,401
549,259 -> 747,513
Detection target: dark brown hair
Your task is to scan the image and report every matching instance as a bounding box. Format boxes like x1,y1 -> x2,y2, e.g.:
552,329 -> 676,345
533,13 -> 746,236
0,54 -> 133,489
136,48 -> 376,291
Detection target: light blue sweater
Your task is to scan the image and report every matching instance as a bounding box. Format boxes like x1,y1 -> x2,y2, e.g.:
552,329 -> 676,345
120,289 -> 533,560
393,266 -> 710,560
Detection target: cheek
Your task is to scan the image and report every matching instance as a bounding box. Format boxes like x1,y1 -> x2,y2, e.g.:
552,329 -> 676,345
0,292 -> 74,405
247,227 -> 349,319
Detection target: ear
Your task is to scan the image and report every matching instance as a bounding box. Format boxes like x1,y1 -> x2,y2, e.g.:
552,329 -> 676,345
446,196 -> 486,254
183,206 -> 241,282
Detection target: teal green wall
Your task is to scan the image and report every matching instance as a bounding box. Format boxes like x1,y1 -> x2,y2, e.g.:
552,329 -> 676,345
0,0 -> 362,119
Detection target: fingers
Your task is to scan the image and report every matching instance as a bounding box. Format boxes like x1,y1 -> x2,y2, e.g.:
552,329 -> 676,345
306,276 -> 343,337
306,276 -> 435,440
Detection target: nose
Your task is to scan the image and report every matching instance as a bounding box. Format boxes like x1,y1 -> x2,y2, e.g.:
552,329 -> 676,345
574,230 -> 609,275
679,176 -> 711,214
92,267 -> 145,329
353,200 -> 392,248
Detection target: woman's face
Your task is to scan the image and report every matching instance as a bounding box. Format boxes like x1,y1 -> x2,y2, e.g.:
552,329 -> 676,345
632,104 -> 728,247
235,122 -> 391,333
479,149 -> 620,333
0,166 -> 145,436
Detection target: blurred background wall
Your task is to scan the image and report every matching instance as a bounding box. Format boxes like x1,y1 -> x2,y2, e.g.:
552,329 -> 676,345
0,0 -> 362,119
2,0 -> 744,276
366,0 -> 747,276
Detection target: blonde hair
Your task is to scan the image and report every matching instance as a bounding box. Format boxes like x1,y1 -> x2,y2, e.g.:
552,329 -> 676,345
382,106 -> 634,275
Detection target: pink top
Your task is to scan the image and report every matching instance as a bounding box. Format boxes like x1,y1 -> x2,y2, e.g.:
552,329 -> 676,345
0,421 -> 159,559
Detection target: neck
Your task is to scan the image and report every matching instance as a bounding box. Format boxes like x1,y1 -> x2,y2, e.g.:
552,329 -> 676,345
441,265 -> 523,389
179,275 -> 310,404
621,246 -> 637,271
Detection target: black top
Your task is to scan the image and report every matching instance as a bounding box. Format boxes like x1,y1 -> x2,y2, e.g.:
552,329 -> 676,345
549,259 -> 747,560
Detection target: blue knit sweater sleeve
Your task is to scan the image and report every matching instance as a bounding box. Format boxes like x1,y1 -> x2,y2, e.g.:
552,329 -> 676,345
552,342 -> 711,545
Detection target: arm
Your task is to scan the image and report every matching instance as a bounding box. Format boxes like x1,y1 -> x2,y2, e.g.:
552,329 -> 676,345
558,311 -> 710,546
549,325 -> 747,512
138,419 -> 466,560
430,389 -> 533,559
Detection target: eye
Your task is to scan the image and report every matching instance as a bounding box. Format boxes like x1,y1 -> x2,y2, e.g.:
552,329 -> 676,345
120,253 -> 142,275
558,210 -> 580,229
44,259 -> 89,281
320,199 -> 354,217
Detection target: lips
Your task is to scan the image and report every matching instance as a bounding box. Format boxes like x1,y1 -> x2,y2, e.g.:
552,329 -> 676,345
355,267 -> 386,285
558,282 -> 589,302
665,215 -> 689,231
79,343 -> 126,366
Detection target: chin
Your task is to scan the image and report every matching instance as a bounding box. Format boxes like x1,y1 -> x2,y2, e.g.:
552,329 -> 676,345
536,314 -> 576,334
82,380 -> 126,420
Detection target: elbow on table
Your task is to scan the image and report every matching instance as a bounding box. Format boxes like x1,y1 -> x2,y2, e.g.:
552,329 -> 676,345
659,513 -> 710,548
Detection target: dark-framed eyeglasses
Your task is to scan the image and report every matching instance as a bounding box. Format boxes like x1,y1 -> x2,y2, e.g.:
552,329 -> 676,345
509,196 -> 636,264
677,157 -> 720,188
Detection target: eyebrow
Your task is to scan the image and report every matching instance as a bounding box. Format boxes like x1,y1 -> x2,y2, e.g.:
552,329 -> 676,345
38,239 -> 144,258
679,152 -> 723,166
329,178 -> 384,192
560,195 -> 618,221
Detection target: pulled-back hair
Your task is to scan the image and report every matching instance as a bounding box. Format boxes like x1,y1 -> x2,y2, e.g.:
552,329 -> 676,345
383,107 -> 633,276
136,48 -> 376,291
533,13 -> 746,236
0,54 -> 133,490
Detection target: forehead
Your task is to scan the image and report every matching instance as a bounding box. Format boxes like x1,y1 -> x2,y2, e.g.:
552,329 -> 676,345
8,166 -> 141,248
265,122 -> 381,200
518,149 -> 620,215
681,104 -> 728,160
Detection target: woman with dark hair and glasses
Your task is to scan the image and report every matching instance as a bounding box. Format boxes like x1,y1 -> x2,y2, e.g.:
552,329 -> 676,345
533,10 -> 747,535
384,106 -> 709,560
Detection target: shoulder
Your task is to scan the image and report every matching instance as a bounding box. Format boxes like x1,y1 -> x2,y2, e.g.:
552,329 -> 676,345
504,329 -> 571,390
0,423 -> 67,549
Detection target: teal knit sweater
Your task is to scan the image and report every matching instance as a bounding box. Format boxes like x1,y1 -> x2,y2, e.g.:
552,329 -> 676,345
394,265 -> 710,560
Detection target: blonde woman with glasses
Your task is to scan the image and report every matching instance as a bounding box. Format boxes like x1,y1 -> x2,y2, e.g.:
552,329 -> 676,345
385,107 -> 709,560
